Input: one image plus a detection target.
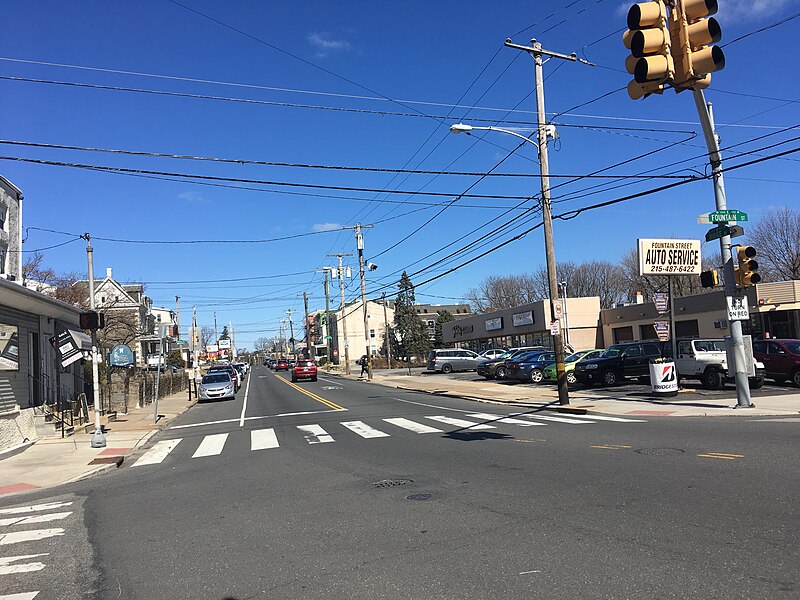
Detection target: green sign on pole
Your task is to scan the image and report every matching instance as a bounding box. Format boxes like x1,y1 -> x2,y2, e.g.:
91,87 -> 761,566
705,225 -> 730,242
708,210 -> 748,223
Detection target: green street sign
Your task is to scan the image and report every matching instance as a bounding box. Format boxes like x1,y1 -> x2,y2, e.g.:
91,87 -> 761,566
709,210 -> 748,223
705,225 -> 730,242
176,339 -> 187,344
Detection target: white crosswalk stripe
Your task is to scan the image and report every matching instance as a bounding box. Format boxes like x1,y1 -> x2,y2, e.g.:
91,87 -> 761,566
550,413 -> 647,423
0,554 -> 49,575
0,592 -> 40,599
0,529 -> 65,546
132,439 -> 181,466
340,421 -> 390,439
250,428 -> 279,450
0,502 -> 72,515
297,424 -> 334,444
466,413 -> 545,426
383,418 -> 442,434
425,416 -> 496,430
192,433 -> 229,458
519,413 -> 594,424
0,512 -> 72,528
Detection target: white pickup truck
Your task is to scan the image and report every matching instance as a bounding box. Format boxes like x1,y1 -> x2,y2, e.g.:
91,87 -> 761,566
674,337 -> 765,390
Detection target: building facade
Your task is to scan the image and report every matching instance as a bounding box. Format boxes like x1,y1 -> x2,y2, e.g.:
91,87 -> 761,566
414,303 -> 472,340
0,175 -> 23,283
330,299 -> 395,364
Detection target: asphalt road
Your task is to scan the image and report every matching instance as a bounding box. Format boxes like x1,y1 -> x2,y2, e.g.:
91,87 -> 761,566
1,364 -> 798,599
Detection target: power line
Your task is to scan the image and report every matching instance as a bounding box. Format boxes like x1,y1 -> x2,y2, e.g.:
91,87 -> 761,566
722,10 -> 800,48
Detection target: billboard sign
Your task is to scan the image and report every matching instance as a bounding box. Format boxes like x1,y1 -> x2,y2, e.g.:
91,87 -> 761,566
638,239 -> 702,276
512,311 -> 534,327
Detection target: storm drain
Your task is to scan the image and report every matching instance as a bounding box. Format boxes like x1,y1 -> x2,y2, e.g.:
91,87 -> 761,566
407,493 -> 432,501
372,478 -> 414,488
635,448 -> 685,456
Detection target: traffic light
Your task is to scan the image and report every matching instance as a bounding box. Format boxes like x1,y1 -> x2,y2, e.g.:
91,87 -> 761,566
669,0 -> 725,91
700,269 -> 719,288
735,246 -> 761,286
79,311 -> 105,330
623,0 -> 673,100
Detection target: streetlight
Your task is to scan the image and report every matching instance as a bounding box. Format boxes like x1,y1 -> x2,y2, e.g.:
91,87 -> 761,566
450,118 -> 570,405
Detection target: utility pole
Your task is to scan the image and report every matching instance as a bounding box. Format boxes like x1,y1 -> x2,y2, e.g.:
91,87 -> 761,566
287,309 -> 296,357
229,320 -> 236,361
560,281 -> 571,351
355,223 -> 375,380
382,292 -> 392,369
321,269 -> 332,371
505,38 -> 592,406
153,316 -> 163,424
693,89 -> 752,408
328,253 -> 353,374
303,291 -> 311,359
82,233 -> 106,448
213,312 -> 218,359
279,319 -> 286,356
192,305 -> 199,396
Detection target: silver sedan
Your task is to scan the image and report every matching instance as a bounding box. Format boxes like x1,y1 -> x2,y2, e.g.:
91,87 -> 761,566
199,372 -> 236,401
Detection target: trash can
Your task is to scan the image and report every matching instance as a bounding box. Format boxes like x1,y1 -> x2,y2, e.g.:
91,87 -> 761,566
649,359 -> 678,397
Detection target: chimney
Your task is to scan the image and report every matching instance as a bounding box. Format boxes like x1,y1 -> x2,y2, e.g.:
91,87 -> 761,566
635,291 -> 644,304
106,267 -> 113,279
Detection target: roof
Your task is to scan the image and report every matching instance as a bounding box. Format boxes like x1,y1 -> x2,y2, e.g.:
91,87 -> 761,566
0,174 -> 22,197
0,277 -> 81,323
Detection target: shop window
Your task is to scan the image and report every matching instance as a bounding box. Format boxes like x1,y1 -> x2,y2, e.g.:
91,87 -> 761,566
675,320 -> 699,338
639,324 -> 656,340
0,323 -> 20,371
613,326 -> 634,343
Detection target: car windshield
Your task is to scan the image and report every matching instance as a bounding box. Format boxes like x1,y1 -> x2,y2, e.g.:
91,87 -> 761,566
202,373 -> 229,384
495,350 -> 514,360
600,346 -> 624,358
517,351 -> 545,362
565,352 -> 587,362
784,341 -> 800,354
694,340 -> 726,352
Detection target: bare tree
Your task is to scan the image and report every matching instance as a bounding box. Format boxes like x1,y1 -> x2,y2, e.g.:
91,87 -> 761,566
22,251 -> 56,287
620,247 -> 718,300
465,273 -> 542,313
201,326 -> 215,349
748,206 -> 800,281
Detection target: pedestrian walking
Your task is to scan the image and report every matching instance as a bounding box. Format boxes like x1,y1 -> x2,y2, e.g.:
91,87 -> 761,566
359,354 -> 369,377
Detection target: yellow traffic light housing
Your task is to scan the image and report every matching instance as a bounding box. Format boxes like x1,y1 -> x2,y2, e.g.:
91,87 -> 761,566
623,0 -> 673,99
669,0 -> 725,91
735,246 -> 761,286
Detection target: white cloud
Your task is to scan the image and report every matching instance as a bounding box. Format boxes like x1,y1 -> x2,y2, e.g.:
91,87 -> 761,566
307,32 -> 353,57
312,222 -> 343,232
178,191 -> 209,203
614,2 -> 630,18
723,0 -> 795,20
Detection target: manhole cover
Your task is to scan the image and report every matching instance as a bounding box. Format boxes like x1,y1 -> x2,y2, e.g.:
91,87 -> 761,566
635,447 -> 685,456
372,478 -> 414,488
407,493 -> 432,501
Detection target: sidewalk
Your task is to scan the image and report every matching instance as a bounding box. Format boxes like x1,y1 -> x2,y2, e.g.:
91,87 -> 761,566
0,389 -> 196,497
332,368 -> 800,418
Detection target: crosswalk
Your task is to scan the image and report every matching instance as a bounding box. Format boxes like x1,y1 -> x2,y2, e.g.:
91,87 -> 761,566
0,501 -> 75,600
132,412 -> 646,468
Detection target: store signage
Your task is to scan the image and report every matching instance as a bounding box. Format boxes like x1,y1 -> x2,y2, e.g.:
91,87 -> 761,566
452,324 -> 474,338
109,344 -> 134,367
637,238 -> 702,275
218,339 -> 232,349
512,311 -> 534,327
654,321 -> 670,342
206,344 -> 219,353
653,293 -> 669,313
485,317 -> 503,331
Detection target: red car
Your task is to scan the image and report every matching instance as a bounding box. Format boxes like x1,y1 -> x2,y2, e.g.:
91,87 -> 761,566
292,359 -> 318,382
275,359 -> 289,371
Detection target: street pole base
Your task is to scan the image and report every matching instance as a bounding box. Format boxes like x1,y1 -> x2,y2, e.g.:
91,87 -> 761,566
91,429 -> 107,448
733,403 -> 756,409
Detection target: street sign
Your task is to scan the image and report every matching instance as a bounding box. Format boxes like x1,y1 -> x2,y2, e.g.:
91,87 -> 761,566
729,225 -> 744,238
654,321 -> 670,342
697,213 -> 711,224
709,209 -> 748,223
705,225 -> 730,242
549,320 -> 561,336
726,295 -> 750,321
109,344 -> 134,367
638,239 -> 702,275
653,293 -> 669,313
553,300 -> 563,319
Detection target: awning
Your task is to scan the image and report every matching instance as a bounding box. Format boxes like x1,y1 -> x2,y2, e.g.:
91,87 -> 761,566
50,329 -> 92,368
67,329 -> 92,351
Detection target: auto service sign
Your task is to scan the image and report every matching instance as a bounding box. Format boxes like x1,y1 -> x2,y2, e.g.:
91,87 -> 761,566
638,239 -> 702,276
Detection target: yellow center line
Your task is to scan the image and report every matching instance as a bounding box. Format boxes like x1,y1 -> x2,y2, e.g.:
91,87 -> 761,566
273,373 -> 346,411
590,444 -> 631,450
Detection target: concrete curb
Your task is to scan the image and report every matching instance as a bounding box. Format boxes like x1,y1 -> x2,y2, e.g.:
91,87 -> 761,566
0,439 -> 36,461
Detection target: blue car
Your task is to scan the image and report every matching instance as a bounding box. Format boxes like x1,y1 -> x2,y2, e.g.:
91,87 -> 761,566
506,351 -> 556,383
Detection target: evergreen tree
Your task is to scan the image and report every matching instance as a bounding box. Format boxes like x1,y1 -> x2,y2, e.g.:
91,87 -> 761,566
434,310 -> 455,348
394,272 -> 430,362
219,326 -> 230,340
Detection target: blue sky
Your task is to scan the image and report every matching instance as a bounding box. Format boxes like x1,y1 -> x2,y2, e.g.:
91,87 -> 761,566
2,0 -> 799,349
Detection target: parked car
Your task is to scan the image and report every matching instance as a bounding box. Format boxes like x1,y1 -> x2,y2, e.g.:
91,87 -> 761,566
233,364 -> 245,381
292,358 -> 318,382
542,349 -> 604,384
198,372 -> 236,401
752,339 -> 800,386
506,351 -> 555,383
426,348 -> 481,373
676,338 -> 765,389
573,341 -> 669,386
476,346 -> 547,379
268,358 -> 277,369
275,358 -> 289,371
207,364 -> 241,391
478,348 -> 507,360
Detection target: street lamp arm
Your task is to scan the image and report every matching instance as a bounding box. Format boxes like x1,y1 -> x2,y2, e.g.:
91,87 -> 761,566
450,123 -> 539,149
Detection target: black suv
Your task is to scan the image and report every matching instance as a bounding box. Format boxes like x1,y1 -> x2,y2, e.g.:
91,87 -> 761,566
574,340 -> 670,386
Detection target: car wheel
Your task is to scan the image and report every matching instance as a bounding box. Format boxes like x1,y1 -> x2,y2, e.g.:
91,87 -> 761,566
749,376 -> 765,389
495,366 -> 506,379
602,370 -> 618,386
701,368 -> 725,390
792,369 -> 800,387
441,364 -> 453,374
311,376 -> 318,382
566,371 -> 577,385
528,368 -> 544,384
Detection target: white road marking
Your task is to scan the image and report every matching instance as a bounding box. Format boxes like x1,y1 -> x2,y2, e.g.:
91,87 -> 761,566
519,570 -> 541,575
132,439 -> 182,467
383,418 -> 443,434
297,424 -> 334,444
0,512 -> 72,527
239,372 -> 252,428
170,409 -> 342,430
425,416 -> 496,430
520,414 -> 594,424
318,377 -> 342,384
191,433 -> 229,458
551,413 -> 647,423
250,428 -> 279,451
0,592 -> 40,599
0,554 -> 49,575
394,398 -> 473,414
466,413 -> 545,426
0,529 -> 65,546
0,502 -> 72,515
340,421 -> 390,439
